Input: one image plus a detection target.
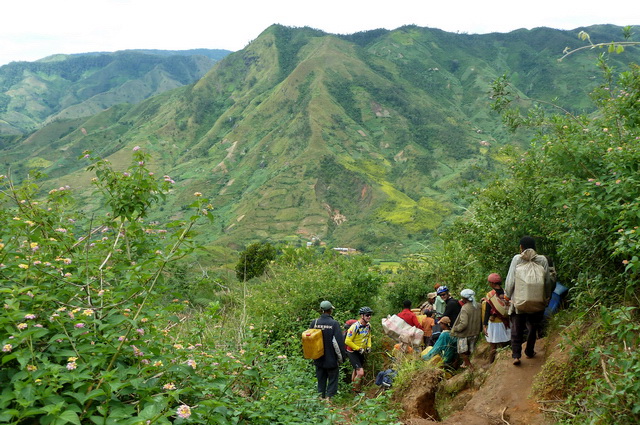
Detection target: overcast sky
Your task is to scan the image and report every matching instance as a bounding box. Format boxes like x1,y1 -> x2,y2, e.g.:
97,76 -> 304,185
2,0 -> 639,66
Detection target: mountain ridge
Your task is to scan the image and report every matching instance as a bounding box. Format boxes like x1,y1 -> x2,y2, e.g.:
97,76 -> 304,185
0,49 -> 231,135
2,24 -> 638,259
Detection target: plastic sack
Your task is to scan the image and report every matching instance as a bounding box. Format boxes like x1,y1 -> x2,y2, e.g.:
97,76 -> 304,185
381,314 -> 412,341
399,325 -> 424,346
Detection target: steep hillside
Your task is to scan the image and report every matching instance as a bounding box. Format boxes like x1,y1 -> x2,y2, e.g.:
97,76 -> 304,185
0,49 -> 230,135
2,24 -> 637,259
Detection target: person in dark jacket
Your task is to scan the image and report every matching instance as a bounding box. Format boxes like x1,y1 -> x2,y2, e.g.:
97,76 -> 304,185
311,301 -> 347,398
437,286 -> 462,326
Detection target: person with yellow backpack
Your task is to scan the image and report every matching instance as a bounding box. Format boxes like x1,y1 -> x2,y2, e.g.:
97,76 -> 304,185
482,273 -> 511,363
310,301 -> 347,399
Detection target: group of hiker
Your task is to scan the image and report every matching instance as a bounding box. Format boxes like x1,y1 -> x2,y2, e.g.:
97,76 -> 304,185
307,236 -> 561,398
307,302 -> 374,398
424,236 -> 558,367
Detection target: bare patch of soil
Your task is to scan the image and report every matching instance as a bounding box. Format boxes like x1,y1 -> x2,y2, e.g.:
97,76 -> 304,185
399,339 -> 556,425
395,367 -> 444,422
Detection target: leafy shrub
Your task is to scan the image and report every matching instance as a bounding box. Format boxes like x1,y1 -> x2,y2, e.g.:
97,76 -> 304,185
235,242 -> 276,281
382,238 -> 487,313
0,157 -> 397,423
419,44 -> 640,424
0,150 -> 281,424
246,248 -> 383,348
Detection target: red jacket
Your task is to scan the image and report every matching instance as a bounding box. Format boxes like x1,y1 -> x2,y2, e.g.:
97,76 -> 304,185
397,309 -> 424,330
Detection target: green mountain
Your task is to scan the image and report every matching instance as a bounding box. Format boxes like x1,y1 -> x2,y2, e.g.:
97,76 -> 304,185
0,49 -> 230,135
2,24 -> 638,259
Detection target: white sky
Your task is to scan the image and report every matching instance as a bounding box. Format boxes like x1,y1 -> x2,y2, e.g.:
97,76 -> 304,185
2,0 -> 639,66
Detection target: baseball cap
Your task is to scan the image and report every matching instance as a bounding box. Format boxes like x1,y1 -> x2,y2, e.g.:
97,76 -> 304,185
320,301 -> 335,311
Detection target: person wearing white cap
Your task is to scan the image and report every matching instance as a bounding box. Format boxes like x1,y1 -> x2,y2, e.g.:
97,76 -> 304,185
450,289 -> 482,369
311,301 -> 347,399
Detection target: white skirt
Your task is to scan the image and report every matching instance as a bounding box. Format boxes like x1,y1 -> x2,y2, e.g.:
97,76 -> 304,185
487,321 -> 511,343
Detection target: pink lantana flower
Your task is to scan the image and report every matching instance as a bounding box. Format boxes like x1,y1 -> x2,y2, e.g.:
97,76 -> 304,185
176,405 -> 191,419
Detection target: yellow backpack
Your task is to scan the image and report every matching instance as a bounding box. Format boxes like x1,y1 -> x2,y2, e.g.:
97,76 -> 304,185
302,320 -> 324,359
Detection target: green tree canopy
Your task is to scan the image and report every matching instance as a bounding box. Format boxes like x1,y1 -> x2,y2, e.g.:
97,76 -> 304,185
235,242 -> 277,281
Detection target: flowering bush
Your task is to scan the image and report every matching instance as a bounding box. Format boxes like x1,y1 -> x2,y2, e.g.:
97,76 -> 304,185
0,150 -> 230,424
0,148 -> 403,424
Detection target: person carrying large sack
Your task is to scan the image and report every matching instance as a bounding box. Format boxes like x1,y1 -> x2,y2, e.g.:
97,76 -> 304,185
311,301 -> 347,399
504,236 -> 554,365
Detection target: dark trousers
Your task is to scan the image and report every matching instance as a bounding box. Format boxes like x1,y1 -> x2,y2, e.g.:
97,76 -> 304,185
510,310 -> 544,359
316,366 -> 339,398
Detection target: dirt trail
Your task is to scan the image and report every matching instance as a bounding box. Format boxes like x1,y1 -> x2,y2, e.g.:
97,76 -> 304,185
401,339 -> 553,425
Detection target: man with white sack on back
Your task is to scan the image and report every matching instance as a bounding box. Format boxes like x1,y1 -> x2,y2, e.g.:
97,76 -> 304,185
505,236 -> 554,365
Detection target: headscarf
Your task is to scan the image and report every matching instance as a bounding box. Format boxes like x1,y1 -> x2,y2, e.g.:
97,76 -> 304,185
460,289 -> 478,308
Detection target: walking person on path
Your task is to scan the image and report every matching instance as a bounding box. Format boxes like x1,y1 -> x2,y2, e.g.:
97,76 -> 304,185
450,289 -> 482,369
345,306 -> 373,393
505,236 -> 553,365
311,301 -> 347,399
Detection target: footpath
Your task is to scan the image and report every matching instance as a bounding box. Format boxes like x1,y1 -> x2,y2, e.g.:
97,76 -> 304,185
399,338 -> 553,425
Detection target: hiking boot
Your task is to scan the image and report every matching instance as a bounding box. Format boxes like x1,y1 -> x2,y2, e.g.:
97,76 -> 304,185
513,358 -> 521,365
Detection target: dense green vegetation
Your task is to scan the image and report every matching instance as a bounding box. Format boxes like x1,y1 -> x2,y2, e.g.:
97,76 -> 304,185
0,148 -> 401,424
1,26 -> 639,424
235,242 -> 276,281
391,50 -> 640,423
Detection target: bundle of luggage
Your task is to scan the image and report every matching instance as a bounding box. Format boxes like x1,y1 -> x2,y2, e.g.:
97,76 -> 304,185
381,314 -> 424,346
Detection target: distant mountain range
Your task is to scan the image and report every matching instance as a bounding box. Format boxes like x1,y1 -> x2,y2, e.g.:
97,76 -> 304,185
1,24 -> 637,260
0,49 -> 230,135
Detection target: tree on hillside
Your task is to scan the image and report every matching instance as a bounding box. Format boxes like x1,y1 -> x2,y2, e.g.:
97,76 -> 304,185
235,242 -> 276,281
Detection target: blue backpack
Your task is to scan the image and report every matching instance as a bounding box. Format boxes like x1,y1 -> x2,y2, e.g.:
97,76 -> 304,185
375,369 -> 397,388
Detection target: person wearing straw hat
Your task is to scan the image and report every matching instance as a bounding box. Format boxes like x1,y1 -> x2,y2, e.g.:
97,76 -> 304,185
422,316 -> 457,366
